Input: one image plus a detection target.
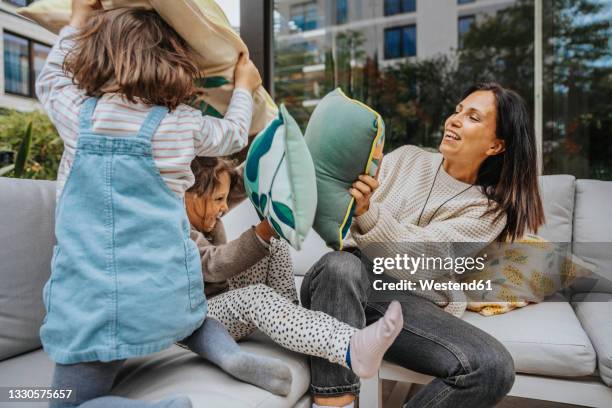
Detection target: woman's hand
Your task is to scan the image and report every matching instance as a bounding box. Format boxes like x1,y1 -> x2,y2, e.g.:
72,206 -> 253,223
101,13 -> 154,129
255,219 -> 277,243
350,174 -> 379,217
234,53 -> 262,93
70,0 -> 102,28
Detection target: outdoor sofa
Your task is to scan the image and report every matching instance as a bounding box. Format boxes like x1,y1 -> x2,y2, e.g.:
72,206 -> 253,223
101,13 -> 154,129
1,174 -> 611,407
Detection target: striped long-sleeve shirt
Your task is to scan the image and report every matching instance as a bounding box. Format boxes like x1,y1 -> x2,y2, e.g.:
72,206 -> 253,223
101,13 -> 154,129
36,26 -> 252,200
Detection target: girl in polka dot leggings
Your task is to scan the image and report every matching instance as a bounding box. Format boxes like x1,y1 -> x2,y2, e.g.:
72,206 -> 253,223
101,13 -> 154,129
185,157 -> 403,389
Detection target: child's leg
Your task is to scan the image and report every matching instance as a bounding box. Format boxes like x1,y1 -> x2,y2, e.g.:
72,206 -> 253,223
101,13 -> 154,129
49,360 -> 191,408
265,237 -> 299,303
178,318 -> 292,396
207,283 -> 403,378
207,291 -> 259,340
228,238 -> 298,304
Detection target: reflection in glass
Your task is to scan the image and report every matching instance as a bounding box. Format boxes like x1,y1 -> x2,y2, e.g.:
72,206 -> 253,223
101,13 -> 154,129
384,28 -> 402,59
289,2 -> 318,32
542,0 -> 612,180
4,32 -> 30,96
458,15 -> 475,49
273,0 -> 534,152
336,0 -> 348,25
402,25 -> 417,57
385,0 -> 416,16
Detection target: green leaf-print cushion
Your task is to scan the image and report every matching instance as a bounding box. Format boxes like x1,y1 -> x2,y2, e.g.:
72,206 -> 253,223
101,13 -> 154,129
244,104 -> 317,249
304,88 -> 385,250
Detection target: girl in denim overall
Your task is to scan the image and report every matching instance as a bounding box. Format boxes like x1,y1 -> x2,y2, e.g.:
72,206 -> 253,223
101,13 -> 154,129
39,3 -> 404,407
35,3 -> 289,407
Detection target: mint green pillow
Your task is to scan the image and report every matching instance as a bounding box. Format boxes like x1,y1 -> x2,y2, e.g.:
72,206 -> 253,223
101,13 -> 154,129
243,104 -> 317,250
304,88 -> 385,250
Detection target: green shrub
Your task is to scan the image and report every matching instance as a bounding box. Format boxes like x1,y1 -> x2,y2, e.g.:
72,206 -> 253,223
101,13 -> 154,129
0,109 -> 61,180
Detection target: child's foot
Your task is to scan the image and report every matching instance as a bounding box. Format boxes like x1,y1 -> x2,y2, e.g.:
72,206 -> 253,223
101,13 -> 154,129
224,351 -> 293,396
349,300 -> 403,378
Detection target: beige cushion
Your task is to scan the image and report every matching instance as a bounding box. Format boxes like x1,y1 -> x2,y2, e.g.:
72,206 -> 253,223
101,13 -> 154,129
460,235 -> 593,316
18,0 -> 277,136
0,332 -> 310,408
463,293 -> 596,378
17,0 -> 149,33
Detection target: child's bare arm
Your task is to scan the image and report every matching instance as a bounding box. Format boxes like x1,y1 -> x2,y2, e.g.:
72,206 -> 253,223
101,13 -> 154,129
234,53 -> 262,93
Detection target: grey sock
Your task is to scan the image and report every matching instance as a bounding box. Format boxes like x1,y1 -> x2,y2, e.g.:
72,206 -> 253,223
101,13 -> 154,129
179,318 -> 292,396
79,395 -> 192,408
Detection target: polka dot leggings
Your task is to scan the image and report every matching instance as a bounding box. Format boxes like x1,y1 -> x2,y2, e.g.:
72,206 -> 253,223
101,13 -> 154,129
207,238 -> 355,367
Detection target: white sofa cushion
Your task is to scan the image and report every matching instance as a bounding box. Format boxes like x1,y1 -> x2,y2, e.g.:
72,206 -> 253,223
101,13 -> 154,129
573,292 -> 612,386
462,294 -> 596,378
537,175 -> 575,243
0,178 -> 56,361
572,179 -> 612,294
0,332 -> 310,408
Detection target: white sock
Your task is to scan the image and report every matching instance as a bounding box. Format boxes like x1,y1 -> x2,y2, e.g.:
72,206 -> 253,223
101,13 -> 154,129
349,300 -> 403,378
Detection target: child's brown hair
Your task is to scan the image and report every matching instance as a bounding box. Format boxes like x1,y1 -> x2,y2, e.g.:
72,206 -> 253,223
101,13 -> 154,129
64,8 -> 199,110
188,157 -> 242,198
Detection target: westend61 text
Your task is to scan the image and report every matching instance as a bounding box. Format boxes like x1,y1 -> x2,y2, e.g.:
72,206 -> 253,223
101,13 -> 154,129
372,279 -> 493,292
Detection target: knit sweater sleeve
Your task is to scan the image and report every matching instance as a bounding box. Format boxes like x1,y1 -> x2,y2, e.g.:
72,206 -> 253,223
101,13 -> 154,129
191,225 -> 269,283
352,200 -> 506,271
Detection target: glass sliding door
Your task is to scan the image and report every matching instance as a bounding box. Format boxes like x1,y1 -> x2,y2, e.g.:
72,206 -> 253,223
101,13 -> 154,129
272,0 -> 534,153
542,0 -> 612,180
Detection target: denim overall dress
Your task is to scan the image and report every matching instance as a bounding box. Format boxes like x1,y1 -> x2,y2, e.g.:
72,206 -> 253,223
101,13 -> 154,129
40,97 -> 206,364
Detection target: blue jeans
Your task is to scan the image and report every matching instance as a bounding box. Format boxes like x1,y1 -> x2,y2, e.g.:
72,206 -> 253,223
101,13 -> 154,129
300,251 -> 515,408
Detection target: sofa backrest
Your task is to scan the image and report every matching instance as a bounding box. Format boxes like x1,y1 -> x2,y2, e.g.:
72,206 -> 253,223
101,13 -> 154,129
537,175 -> 576,243
571,179 -> 612,294
1,173 -> 608,362
0,177 -> 56,361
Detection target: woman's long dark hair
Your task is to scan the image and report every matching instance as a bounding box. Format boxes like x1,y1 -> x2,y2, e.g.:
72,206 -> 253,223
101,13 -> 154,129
465,82 -> 545,242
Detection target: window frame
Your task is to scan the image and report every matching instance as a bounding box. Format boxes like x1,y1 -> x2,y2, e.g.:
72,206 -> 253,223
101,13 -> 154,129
3,30 -> 52,98
289,1 -> 318,32
384,24 -> 417,60
457,14 -> 475,49
336,0 -> 348,25
384,0 -> 416,17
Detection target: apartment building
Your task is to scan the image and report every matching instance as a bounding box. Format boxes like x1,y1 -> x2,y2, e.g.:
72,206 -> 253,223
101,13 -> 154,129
273,0 -> 519,109
0,0 -> 56,111
275,0 -> 517,60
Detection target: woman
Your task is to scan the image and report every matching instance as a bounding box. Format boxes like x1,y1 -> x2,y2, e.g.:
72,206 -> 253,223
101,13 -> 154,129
301,83 -> 545,408
184,157 -> 405,396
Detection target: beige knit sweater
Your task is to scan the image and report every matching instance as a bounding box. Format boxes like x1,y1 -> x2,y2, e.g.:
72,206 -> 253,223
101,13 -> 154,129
346,145 -> 507,317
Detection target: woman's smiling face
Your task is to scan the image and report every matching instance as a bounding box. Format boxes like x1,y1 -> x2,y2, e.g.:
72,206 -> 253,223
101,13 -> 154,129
440,90 -> 503,163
